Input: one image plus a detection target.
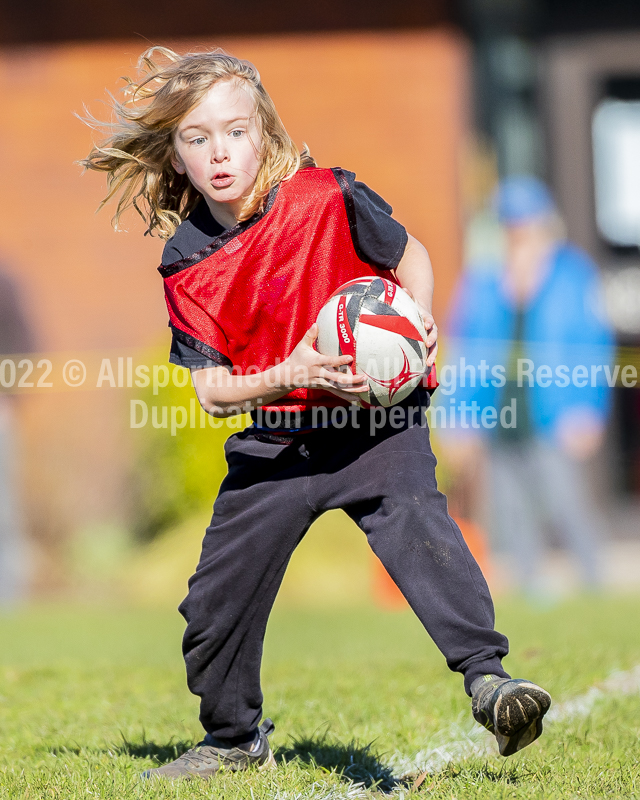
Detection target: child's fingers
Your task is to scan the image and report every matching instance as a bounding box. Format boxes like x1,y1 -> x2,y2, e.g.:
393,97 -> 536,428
320,366 -> 367,387
320,353 -> 354,370
320,371 -> 369,391
425,322 -> 438,347
422,312 -> 435,329
323,385 -> 364,403
331,353 -> 354,366
303,323 -> 319,346
426,341 -> 438,367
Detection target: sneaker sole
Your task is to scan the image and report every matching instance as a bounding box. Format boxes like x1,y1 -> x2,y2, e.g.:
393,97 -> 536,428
142,747 -> 276,780
493,682 -> 551,757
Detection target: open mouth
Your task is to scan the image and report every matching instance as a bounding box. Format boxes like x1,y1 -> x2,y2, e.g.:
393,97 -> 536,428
211,172 -> 235,188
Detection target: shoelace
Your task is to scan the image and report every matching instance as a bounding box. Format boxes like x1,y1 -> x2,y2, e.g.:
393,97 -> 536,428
176,744 -> 221,768
178,735 -> 261,769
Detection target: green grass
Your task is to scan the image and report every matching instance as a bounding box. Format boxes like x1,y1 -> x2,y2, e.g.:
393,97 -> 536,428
1,596 -> 640,798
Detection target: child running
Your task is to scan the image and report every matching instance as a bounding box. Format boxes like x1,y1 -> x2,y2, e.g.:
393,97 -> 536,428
81,46 -> 551,779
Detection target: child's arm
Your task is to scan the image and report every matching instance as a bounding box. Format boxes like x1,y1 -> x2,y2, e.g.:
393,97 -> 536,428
191,324 -> 369,417
394,234 -> 438,366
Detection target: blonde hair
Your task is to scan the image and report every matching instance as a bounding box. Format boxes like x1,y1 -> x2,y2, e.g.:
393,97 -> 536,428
80,46 -> 316,239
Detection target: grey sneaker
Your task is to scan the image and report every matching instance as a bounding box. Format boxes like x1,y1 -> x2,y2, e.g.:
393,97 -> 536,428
471,675 -> 551,757
141,718 -> 276,780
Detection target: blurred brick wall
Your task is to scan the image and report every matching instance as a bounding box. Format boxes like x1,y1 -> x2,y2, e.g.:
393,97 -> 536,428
0,29 -> 469,591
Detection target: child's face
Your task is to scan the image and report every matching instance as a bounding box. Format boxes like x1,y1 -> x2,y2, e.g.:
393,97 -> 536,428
172,80 -> 261,223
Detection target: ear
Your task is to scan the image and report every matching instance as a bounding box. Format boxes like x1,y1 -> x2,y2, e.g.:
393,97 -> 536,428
170,151 -> 186,175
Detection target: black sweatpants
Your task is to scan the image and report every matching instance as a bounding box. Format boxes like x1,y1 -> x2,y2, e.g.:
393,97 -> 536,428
179,391 -> 509,738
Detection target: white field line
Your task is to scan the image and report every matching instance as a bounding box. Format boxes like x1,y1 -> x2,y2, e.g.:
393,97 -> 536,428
272,784 -> 371,800
272,665 -> 640,798
389,664 -> 640,779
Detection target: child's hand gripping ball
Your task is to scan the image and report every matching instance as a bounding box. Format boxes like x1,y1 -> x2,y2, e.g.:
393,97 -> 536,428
316,276 -> 428,407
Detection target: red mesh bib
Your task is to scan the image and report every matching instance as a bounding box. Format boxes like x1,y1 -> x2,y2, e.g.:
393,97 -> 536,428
160,167 -> 398,413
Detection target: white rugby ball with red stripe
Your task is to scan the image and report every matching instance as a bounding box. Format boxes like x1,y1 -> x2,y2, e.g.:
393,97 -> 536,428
316,276 -> 428,407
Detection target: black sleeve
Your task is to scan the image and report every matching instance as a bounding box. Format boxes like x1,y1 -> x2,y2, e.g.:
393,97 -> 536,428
163,241 -> 188,267
162,199 -> 225,266
343,170 -> 408,270
169,335 -> 221,370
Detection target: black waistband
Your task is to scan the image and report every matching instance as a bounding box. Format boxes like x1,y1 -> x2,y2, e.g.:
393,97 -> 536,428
250,388 -> 430,437
250,406 -> 340,433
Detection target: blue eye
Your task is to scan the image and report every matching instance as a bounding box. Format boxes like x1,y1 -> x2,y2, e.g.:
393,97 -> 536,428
191,136 -> 206,145
230,130 -> 244,138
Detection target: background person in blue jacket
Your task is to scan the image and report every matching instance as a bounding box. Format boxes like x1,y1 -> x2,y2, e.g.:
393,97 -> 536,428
446,176 -> 615,596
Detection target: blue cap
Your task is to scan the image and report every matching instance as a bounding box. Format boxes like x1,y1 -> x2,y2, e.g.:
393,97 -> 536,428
494,176 -> 555,225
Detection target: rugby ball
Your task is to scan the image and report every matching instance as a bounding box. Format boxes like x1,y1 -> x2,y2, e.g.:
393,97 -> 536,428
316,276 -> 428,407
